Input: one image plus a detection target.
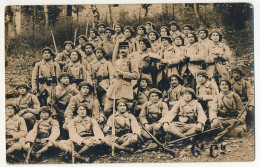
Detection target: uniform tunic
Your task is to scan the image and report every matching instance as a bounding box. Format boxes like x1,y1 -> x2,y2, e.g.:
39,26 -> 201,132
88,36 -> 102,48
81,52 -> 97,68
98,38 -> 115,60
55,50 -> 71,70
196,80 -> 219,102
63,61 -> 88,83
15,93 -> 40,115
164,84 -> 184,108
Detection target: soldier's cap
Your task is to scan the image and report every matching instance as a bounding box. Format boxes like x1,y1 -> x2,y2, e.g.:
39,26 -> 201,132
97,23 -> 106,28
90,28 -> 100,36
197,26 -> 209,34
197,70 -> 208,79
209,29 -> 223,42
94,47 -> 106,55
16,82 -> 30,90
145,21 -> 153,25
173,35 -> 185,45
38,106 -> 52,115
183,24 -> 194,30
169,74 -> 184,85
149,88 -> 163,98
124,26 -> 135,36
58,72 -> 70,81
77,35 -> 88,42
160,26 -> 170,36
104,27 -> 115,34
181,87 -> 196,99
161,36 -> 172,43
69,49 -> 81,60
5,100 -> 19,113
84,42 -> 95,50
139,38 -> 151,48
41,47 -> 55,57
63,41 -> 75,49
119,42 -> 129,48
218,78 -> 232,90
138,75 -> 152,86
187,31 -> 198,42
113,23 -> 123,30
231,66 -> 245,76
116,99 -> 130,110
78,81 -> 93,93
168,21 -> 180,29
147,30 -> 160,40
76,103 -> 91,114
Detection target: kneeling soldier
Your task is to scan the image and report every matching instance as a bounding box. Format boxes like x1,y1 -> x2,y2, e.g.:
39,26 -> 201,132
24,106 -> 60,160
159,87 -> 207,138
6,101 -> 27,155
103,99 -> 141,152
58,104 -> 104,163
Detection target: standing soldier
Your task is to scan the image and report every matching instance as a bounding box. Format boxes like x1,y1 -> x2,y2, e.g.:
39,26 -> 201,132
63,49 -> 88,87
6,101 -> 27,155
182,24 -> 194,45
32,47 -> 61,106
103,99 -> 141,152
24,106 -> 60,160
98,27 -> 115,61
55,41 -> 74,71
88,28 -> 102,48
87,47 -> 114,109
159,87 -> 207,138
145,21 -> 154,33
134,25 -> 148,51
112,23 -> 124,44
14,82 -> 40,131
104,42 -> 139,118
197,26 -> 210,57
158,26 -> 170,46
139,88 -> 169,142
148,30 -> 161,54
82,42 -> 96,68
97,23 -> 106,41
168,21 -> 184,41
209,79 -> 246,137
230,66 -> 254,130
76,35 -> 88,50
58,104 -> 104,163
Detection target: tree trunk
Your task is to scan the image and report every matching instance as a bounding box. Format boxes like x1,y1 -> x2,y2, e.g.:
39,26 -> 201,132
172,4 -> 175,20
193,3 -> 201,26
13,6 -> 22,35
43,5 -> 49,29
67,5 -> 73,41
108,5 -> 113,27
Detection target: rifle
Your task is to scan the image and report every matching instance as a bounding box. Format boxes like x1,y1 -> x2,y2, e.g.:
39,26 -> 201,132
24,142 -> 34,164
86,22 -> 89,36
214,98 -> 253,143
111,93 -> 116,156
70,139 -> 75,163
139,124 -> 176,155
50,30 -> 57,54
73,29 -> 77,47
50,78 -> 57,117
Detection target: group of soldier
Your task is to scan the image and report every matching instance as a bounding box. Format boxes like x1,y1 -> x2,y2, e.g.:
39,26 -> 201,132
6,20 -> 254,163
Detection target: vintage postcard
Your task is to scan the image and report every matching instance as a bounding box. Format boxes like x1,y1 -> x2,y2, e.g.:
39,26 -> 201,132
4,3 -> 254,165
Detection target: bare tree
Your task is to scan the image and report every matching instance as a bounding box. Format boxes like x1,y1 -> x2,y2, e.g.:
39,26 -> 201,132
43,5 -> 49,29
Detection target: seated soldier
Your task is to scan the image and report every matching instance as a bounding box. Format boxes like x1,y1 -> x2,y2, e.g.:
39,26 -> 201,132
163,74 -> 184,109
132,76 -> 151,117
209,79 -> 246,137
24,106 -> 60,160
58,104 -> 104,163
159,87 -> 207,138
6,101 -> 27,155
139,88 -> 169,142
14,82 -> 40,131
103,99 -> 141,152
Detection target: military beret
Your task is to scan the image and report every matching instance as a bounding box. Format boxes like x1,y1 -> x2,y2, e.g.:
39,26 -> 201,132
197,26 -> 209,34
183,24 -> 194,30
145,21 -> 153,25
136,25 -> 147,34
94,47 -> 106,55
231,66 -> 245,76
77,35 -> 88,42
187,31 -> 198,42
58,72 -> 70,81
181,87 -> 196,98
139,38 -> 151,48
160,26 -> 170,36
161,36 -> 172,43
16,82 -> 30,90
63,41 -> 75,49
41,47 -> 55,57
209,29 -> 223,42
149,88 -> 162,98
116,99 -> 128,106
90,28 -> 99,36
124,26 -> 135,36
69,49 -> 81,61
113,23 -> 123,29
169,74 -> 184,85
218,78 -> 232,90
38,106 -> 52,115
139,75 -> 152,86
84,42 -> 95,50
173,35 -> 185,45
97,23 -> 106,28
104,27 -> 115,34
197,70 -> 208,79
147,30 -> 160,40
119,42 -> 129,48
78,81 -> 93,93
168,21 -> 180,29
5,100 -> 18,113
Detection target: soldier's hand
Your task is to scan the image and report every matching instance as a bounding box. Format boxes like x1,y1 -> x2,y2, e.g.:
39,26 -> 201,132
144,124 -> 151,131
132,134 -> 138,142
197,95 -> 203,101
47,141 -> 54,147
153,123 -> 162,131
211,119 -> 220,128
82,139 -> 89,145
98,116 -> 105,124
163,123 -> 170,132
248,105 -> 254,112
24,143 -> 31,151
196,123 -> 203,132
116,70 -> 124,76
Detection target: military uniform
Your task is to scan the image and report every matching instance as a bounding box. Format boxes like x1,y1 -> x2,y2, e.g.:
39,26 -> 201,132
55,50 -> 71,70
231,78 -> 254,105
150,40 -> 161,54
88,36 -> 102,48
112,32 -> 124,44
133,88 -> 149,117
164,84 -> 184,108
170,30 -> 185,41
81,52 -> 97,68
63,61 -> 88,85
98,38 -> 115,61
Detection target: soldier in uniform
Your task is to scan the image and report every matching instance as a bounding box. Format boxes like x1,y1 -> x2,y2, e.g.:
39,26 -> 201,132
55,41 -> 74,71
98,27 -> 115,61
82,42 -> 96,68
6,101 -> 27,155
209,79 -> 246,137
63,49 -> 88,87
158,26 -> 170,46
230,66 -> 254,130
197,26 -> 210,57
32,47 -> 61,106
163,74 -> 184,109
145,21 -> 154,33
64,81 -> 103,129
103,99 -> 141,152
159,87 -> 207,138
168,21 -> 184,41
14,82 -> 40,131
97,23 -> 106,41
112,23 -> 124,44
134,25 -> 148,51
88,28 -> 102,48
172,36 -> 185,71
104,42 -> 139,118
58,104 -> 104,162
148,30 -> 160,54
87,47 -> 114,109
24,106 -> 60,160
76,35 -> 88,50
182,24 -> 194,45
139,88 -> 169,141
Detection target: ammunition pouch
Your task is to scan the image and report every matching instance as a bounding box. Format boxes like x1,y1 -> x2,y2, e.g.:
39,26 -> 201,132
178,115 -> 197,124
37,132 -> 49,139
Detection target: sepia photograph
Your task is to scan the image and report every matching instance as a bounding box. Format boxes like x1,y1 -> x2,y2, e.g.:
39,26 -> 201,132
4,2 -> 255,165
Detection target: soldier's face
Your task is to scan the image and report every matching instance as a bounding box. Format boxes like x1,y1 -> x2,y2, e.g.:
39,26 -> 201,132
183,92 -> 193,102
137,28 -> 145,35
199,31 -> 207,39
117,102 -> 127,113
95,50 -> 104,60
232,71 -> 242,81
148,32 -> 157,41
188,34 -> 195,44
6,106 -> 15,117
65,44 -> 73,51
60,76 -> 70,85
77,106 -> 87,117
85,45 -> 93,54
197,75 -> 207,84
90,31 -> 96,38
124,29 -> 132,39
140,80 -> 148,89
115,25 -> 122,33
105,30 -> 112,38
145,24 -> 152,31
219,81 -> 230,92
170,77 -> 179,87
79,38 -> 86,46
211,33 -> 220,42
40,111 -> 50,120
43,50 -> 51,60
140,41 -> 147,51
70,52 -> 79,62
80,86 -> 90,95
170,25 -> 177,31
18,87 -> 27,95
183,27 -> 191,35
174,37 -> 182,46
160,28 -> 168,37
150,93 -> 159,103
162,39 -> 170,47
98,26 -> 105,33
119,47 -> 129,56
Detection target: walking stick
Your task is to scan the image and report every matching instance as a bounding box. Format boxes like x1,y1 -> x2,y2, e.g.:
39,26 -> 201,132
73,29 -> 77,47
50,30 -> 57,54
86,22 -> 89,36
